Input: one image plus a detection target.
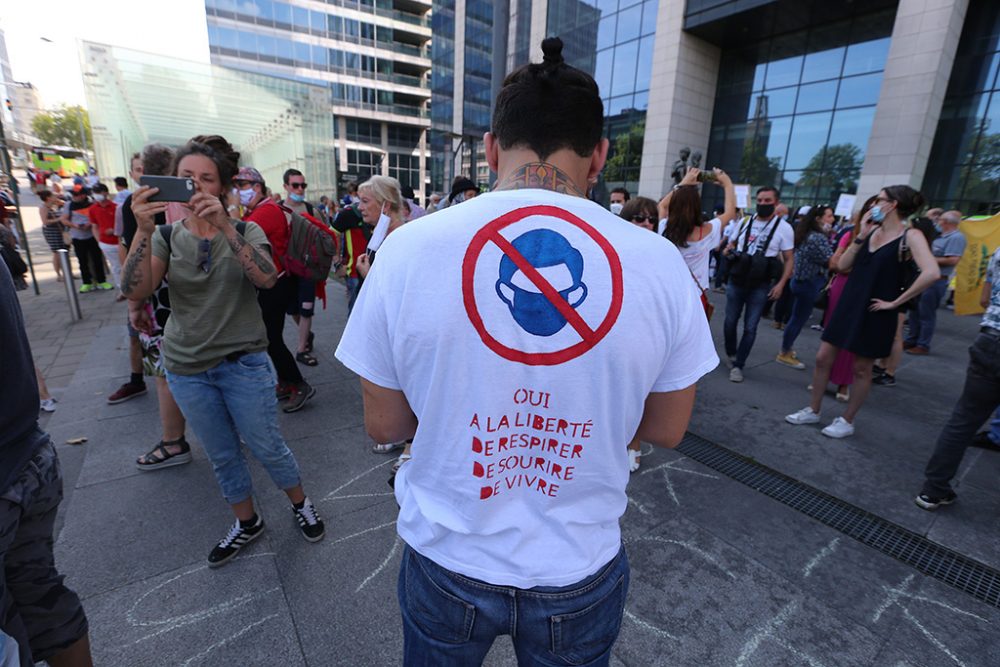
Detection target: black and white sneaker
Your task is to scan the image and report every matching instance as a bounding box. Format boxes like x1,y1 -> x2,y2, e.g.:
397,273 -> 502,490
293,498 -> 325,542
208,515 -> 265,568
914,491 -> 957,511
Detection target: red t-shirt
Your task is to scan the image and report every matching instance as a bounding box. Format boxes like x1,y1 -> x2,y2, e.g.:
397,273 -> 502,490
244,198 -> 289,273
88,201 -> 119,245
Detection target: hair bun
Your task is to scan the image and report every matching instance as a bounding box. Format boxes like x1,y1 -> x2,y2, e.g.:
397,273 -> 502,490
541,37 -> 564,66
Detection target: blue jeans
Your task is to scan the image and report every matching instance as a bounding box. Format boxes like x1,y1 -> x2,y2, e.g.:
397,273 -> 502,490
346,276 -> 362,313
724,282 -> 770,368
989,408 -> 1000,444
166,352 -> 301,504
398,545 -> 629,666
906,278 -> 948,349
782,275 -> 827,352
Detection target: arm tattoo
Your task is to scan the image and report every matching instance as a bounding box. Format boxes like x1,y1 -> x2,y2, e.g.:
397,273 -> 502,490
492,162 -> 588,198
121,237 -> 147,296
227,233 -> 276,278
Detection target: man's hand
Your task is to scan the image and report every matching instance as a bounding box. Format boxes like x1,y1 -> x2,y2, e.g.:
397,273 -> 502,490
768,282 -> 785,301
129,305 -> 153,335
356,253 -> 371,279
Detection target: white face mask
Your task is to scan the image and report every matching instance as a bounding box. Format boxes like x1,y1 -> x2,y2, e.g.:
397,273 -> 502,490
93,194 -> 106,202
239,187 -> 255,206
609,202 -> 624,215
368,202 -> 392,253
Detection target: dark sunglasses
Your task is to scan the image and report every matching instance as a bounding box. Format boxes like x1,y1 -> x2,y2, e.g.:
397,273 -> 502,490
630,215 -> 656,223
197,239 -> 211,273
289,182 -> 308,190
235,180 -> 254,188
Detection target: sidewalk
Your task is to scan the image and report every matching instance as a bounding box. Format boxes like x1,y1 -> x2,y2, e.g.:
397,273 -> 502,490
18,178 -> 1000,664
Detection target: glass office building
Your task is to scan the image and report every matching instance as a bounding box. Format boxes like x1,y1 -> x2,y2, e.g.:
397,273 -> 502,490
204,0 -> 431,196
923,0 -> 1000,214
80,41 -> 335,193
705,8 -> 894,210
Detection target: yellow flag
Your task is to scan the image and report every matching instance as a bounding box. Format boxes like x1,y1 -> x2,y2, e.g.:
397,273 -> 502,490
955,214 -> 1000,316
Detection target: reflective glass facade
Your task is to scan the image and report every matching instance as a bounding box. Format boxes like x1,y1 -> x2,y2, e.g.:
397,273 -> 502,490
547,0 -> 655,196
923,0 -> 1000,215
705,7 -> 895,211
80,42 -> 335,193
205,0 -> 430,197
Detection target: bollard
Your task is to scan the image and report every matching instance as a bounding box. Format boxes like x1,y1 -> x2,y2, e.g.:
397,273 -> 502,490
58,249 -> 83,321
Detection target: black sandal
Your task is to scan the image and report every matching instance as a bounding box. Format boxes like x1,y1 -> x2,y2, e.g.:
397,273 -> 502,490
135,437 -> 193,471
296,351 -> 319,366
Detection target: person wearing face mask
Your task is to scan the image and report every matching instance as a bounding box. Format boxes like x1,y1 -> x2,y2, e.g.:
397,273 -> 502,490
279,169 -> 316,217
278,168 -> 324,367
786,185 -> 941,438
775,205 -> 834,370
722,186 -> 795,382
447,176 -> 479,207
87,182 -> 123,297
235,167 -> 316,413
903,209 -> 966,355
609,187 -> 630,216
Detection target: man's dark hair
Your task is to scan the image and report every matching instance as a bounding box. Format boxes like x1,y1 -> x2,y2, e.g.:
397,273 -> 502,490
283,168 -> 304,184
142,143 -> 175,177
93,182 -> 109,194
755,186 -> 780,199
347,181 -> 358,194
113,177 -> 128,188
491,37 -> 604,160
610,187 -> 630,201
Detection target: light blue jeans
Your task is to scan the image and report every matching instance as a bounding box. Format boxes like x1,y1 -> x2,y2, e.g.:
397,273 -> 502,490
166,351 -> 301,504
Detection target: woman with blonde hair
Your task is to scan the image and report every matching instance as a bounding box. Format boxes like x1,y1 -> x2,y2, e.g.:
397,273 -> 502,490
354,175 -> 411,465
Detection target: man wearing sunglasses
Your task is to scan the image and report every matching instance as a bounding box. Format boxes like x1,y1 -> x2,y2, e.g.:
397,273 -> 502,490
280,169 -> 316,218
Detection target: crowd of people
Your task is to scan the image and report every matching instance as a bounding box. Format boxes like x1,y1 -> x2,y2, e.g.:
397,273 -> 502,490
2,35 -> 999,667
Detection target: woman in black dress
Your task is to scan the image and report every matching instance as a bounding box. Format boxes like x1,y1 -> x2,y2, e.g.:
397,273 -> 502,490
786,185 -> 940,438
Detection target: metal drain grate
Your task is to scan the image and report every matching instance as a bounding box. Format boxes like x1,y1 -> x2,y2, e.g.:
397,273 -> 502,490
676,433 -> 1000,609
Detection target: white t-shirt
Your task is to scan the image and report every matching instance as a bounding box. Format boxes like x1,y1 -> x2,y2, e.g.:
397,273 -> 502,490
336,189 -> 718,588
676,218 -> 722,290
730,215 -> 794,257
722,219 -> 739,242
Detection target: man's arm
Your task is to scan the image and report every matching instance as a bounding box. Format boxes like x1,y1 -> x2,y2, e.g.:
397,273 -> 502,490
360,378 -> 417,444
635,385 -> 697,449
981,281 -> 992,309
769,248 -> 794,300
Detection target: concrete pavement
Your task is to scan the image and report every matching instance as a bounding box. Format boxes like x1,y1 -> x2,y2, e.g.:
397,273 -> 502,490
13,183 -> 1000,665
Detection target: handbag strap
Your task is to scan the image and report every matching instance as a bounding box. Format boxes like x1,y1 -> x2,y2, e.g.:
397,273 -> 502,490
686,263 -> 707,294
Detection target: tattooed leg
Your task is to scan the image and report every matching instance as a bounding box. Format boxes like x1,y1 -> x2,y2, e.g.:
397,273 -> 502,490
492,162 -> 588,198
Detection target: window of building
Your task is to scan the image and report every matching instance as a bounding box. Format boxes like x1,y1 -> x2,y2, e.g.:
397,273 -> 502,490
705,8 -> 896,210
346,119 -> 381,145
924,0 -> 1000,214
389,153 -> 420,189
347,149 -> 382,181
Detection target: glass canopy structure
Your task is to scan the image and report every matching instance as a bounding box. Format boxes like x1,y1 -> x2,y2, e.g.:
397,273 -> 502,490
79,41 -> 335,193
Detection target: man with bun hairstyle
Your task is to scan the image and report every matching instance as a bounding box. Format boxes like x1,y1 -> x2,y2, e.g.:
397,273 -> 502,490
337,37 -> 717,663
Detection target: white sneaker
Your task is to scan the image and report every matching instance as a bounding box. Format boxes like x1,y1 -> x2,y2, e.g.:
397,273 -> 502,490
729,367 -> 744,383
822,417 -> 855,438
628,448 -> 640,473
39,398 -> 57,413
785,407 -> 820,425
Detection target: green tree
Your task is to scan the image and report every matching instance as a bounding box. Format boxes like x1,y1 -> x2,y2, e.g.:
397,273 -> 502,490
604,121 -> 645,182
31,105 -> 92,150
798,143 -> 863,193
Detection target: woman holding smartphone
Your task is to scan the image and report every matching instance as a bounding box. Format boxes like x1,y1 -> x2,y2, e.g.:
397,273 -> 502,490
121,135 -> 324,567
786,185 -> 940,438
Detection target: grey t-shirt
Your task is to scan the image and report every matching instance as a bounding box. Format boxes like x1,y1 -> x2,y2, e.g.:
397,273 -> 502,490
152,220 -> 270,375
932,229 -> 967,278
63,199 -> 94,240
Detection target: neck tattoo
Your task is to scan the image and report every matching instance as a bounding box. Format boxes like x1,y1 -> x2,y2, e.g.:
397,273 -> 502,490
493,162 -> 587,198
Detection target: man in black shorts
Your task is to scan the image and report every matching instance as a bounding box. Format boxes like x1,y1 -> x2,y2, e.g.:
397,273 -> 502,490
0,260 -> 92,666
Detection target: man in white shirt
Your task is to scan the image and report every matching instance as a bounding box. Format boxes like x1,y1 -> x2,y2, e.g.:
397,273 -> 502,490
722,186 -> 794,382
336,37 -> 718,665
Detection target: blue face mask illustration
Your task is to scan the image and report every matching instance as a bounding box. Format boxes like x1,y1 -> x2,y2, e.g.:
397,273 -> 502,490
495,229 -> 588,337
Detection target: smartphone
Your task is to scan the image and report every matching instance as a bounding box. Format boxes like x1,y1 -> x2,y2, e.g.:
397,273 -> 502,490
140,176 -> 195,202
697,171 -> 718,183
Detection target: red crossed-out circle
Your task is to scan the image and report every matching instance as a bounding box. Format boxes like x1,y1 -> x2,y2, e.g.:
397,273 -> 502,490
461,205 -> 623,366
